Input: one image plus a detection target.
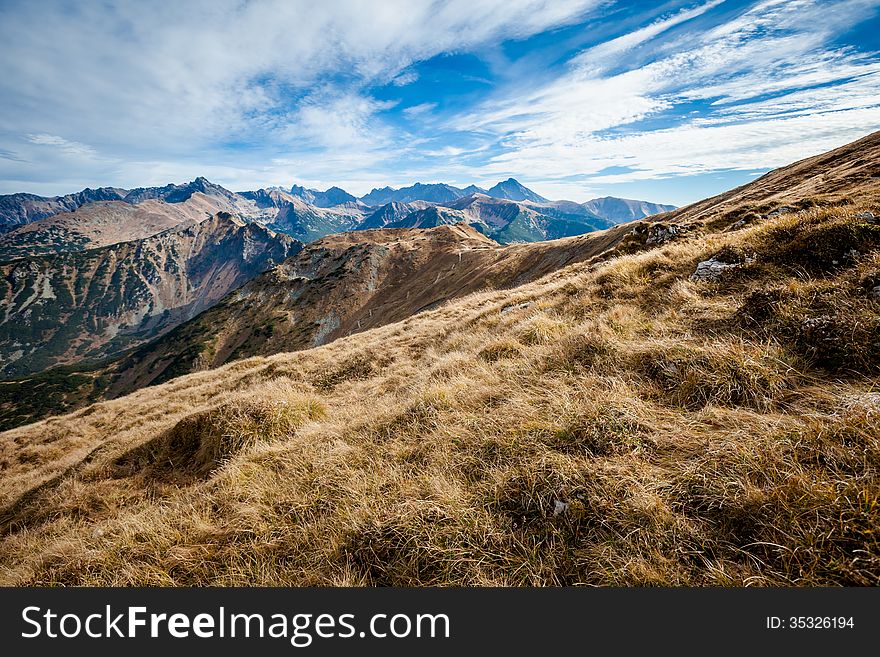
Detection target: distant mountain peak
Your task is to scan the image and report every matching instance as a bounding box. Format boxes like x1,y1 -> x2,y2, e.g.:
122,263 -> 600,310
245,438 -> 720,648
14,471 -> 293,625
289,184 -> 356,208
486,178 -> 549,203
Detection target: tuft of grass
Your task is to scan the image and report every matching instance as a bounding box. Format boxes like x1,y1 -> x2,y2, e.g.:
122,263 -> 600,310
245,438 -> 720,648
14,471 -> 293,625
479,338 -> 524,362
519,314 -> 569,345
112,380 -> 326,483
627,342 -> 799,410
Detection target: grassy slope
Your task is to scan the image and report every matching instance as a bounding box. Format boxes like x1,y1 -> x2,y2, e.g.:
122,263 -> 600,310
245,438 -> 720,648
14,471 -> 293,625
0,192 -> 878,585
0,223 -> 632,431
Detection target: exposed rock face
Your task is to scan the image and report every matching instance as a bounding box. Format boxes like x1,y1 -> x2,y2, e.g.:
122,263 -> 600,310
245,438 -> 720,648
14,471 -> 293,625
386,206 -> 469,230
0,214 -> 298,377
359,201 -> 431,229
289,185 -> 358,208
766,206 -> 796,217
486,178 -> 549,203
0,188 -> 127,231
360,182 -> 470,206
0,194 -> 241,261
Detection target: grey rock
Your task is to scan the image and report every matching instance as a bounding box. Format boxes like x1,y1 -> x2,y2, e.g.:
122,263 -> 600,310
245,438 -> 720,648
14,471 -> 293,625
855,211 -> 876,223
871,285 -> 880,299
501,301 -> 533,315
844,392 -> 880,416
690,257 -> 740,282
646,223 -> 682,245
766,206 -> 796,218
552,500 -> 569,517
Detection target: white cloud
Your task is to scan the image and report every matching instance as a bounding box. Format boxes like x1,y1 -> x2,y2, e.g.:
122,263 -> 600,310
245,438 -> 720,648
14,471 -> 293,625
402,103 -> 438,118
0,0 -> 604,193
26,133 -> 97,158
391,71 -> 419,86
1,0 -> 879,203
570,0 -> 726,73
454,0 -> 880,188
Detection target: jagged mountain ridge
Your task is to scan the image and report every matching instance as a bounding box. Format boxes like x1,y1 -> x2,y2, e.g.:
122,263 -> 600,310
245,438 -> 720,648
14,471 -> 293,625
1,176 -> 674,249
6,220 -> 633,421
359,201 -> 432,229
2,130 -> 878,430
289,185 -> 360,208
487,177 -> 550,203
0,192 -> 250,261
0,187 -> 127,231
359,182 -> 472,206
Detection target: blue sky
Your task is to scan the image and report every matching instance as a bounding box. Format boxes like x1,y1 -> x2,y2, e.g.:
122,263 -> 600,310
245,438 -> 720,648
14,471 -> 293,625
1,0 -> 879,205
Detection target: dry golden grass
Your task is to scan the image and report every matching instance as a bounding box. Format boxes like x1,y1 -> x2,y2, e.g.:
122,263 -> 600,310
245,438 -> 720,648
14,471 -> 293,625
0,201 -> 878,586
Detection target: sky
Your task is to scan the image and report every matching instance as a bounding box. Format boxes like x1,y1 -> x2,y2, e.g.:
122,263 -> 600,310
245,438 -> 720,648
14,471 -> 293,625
1,0 -> 879,205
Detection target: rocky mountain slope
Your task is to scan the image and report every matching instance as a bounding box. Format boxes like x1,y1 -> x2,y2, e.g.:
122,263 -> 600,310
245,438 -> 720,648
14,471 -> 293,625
583,196 -> 676,222
359,182 -> 470,206
0,131 -> 877,587
0,213 -> 298,378
0,187 -> 127,231
0,193 -> 244,261
2,176 -> 672,250
0,218 -> 633,428
359,201 -> 432,229
446,194 -> 613,243
289,185 -> 360,208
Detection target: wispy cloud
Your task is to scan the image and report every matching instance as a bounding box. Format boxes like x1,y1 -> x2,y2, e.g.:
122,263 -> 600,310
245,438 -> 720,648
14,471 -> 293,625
26,133 -> 97,158
402,103 -> 438,118
391,71 -> 419,86
456,0 -> 880,193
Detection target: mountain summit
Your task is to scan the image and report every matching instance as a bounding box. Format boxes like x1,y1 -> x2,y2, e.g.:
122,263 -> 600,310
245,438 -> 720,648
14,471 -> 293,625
289,185 -> 358,208
486,178 -> 549,203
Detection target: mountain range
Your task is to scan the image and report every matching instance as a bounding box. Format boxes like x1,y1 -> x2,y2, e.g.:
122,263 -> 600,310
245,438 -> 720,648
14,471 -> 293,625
0,177 -> 672,386
0,177 -> 674,245
0,131 -> 877,430
0,213 -> 297,378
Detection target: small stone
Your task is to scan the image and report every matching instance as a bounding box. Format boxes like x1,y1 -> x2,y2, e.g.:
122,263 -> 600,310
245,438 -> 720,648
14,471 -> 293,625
871,285 -> 880,299
690,257 -> 740,282
553,500 -> 569,517
766,206 -> 795,218
501,301 -> 532,315
855,211 -> 875,222
844,392 -> 880,416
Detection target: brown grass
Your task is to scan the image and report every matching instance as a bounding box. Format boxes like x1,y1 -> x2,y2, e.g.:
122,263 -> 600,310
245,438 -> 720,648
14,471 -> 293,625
0,202 -> 878,586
